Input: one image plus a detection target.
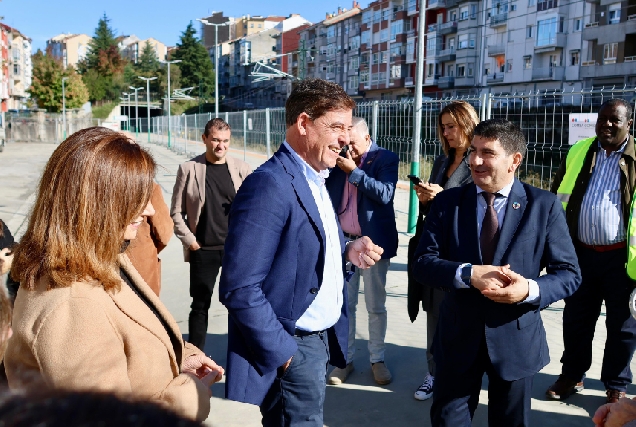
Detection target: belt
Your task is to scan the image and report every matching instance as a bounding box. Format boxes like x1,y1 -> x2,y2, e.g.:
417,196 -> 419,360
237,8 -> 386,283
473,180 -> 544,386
577,240 -> 626,252
343,232 -> 361,240
294,328 -> 325,337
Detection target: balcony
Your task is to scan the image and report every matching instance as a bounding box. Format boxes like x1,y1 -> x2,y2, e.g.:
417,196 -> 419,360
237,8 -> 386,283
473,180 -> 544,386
490,13 -> 508,27
428,0 -> 447,9
487,73 -> 505,83
407,0 -> 418,14
438,76 -> 455,88
583,17 -> 636,41
437,48 -> 456,62
424,75 -> 440,85
534,33 -> 567,53
580,61 -> 636,78
406,28 -> 416,38
487,44 -> 505,56
439,21 -> 458,35
532,66 -> 565,80
405,76 -> 415,86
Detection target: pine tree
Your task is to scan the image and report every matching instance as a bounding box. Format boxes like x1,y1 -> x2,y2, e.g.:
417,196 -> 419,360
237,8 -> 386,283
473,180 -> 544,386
172,22 -> 215,99
86,14 -> 119,71
137,41 -> 160,74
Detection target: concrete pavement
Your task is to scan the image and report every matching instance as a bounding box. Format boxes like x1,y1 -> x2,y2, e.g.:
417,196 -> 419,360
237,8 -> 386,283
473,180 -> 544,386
1,138 -> 634,427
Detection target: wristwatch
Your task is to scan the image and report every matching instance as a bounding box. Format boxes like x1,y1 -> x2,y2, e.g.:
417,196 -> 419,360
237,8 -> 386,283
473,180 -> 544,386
461,264 -> 472,287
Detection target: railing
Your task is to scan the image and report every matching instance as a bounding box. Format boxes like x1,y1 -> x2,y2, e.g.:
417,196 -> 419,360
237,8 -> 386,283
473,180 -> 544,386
405,77 -> 414,86
439,21 -> 458,32
487,73 -> 505,82
490,13 -> 508,26
146,86 -> 636,192
532,66 -> 565,80
428,0 -> 447,8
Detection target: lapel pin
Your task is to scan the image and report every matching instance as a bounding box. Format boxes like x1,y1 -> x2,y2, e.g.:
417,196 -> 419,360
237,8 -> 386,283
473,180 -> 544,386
512,202 -> 520,210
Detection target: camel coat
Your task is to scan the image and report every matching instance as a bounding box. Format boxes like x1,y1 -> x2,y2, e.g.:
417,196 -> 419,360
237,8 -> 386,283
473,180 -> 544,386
127,183 -> 174,296
5,254 -> 211,422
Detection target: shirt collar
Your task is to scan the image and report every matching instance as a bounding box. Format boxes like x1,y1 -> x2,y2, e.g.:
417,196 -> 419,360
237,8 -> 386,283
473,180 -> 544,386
476,178 -> 514,198
283,141 -> 330,186
597,137 -> 628,154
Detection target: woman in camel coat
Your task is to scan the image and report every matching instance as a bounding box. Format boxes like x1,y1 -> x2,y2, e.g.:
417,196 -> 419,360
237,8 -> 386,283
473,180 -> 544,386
5,127 -> 222,422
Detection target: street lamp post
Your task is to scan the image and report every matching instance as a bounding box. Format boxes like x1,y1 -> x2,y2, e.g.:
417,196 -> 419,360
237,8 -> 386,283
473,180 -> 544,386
62,77 -> 68,140
122,92 -> 131,131
161,59 -> 182,148
197,18 -> 229,118
129,86 -> 143,141
139,76 -> 158,143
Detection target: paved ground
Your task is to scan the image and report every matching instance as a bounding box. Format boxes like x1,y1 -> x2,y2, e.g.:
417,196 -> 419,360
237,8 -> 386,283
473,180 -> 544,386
2,138 -> 635,427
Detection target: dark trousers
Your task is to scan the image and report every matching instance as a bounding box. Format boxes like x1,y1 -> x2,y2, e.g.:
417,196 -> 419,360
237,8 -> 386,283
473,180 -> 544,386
560,244 -> 636,391
260,332 -> 330,427
188,249 -> 224,351
431,336 -> 532,427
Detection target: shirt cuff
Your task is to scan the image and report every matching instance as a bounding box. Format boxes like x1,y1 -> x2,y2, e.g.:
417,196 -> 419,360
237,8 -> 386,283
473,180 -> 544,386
454,263 -> 471,289
520,279 -> 540,304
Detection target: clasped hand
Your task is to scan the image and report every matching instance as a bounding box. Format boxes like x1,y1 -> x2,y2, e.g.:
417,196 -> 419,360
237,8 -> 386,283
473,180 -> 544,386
472,265 -> 530,304
182,354 -> 224,391
346,236 -> 383,269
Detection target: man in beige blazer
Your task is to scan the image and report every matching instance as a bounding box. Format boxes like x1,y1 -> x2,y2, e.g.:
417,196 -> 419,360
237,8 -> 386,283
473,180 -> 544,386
171,118 -> 252,350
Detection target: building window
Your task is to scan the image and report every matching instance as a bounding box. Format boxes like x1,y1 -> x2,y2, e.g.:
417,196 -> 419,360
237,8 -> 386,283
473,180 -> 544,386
468,63 -> 474,76
361,31 -> 371,45
609,3 -> 621,24
528,0 -> 536,6
390,43 -> 406,59
457,64 -> 466,77
604,43 -> 618,64
448,10 -> 457,21
327,26 -> 336,38
469,34 -> 475,48
508,29 -> 514,42
407,40 -> 415,61
362,10 -> 372,25
574,18 -> 581,31
427,36 -> 438,53
458,34 -> 469,49
506,59 -> 513,72
380,28 -> 389,42
570,51 -> 580,66
361,53 -> 369,64
13,64 -> 19,75
391,65 -> 401,78
373,52 -> 380,64
460,6 -> 469,20
250,23 -> 254,28
537,0 -> 557,11
537,17 -> 558,46
350,56 -> 360,70
382,9 -> 390,20
350,36 -> 360,50
447,65 -> 454,77
428,63 -> 434,76
448,37 -> 455,50
526,25 -> 533,38
374,10 -> 382,23
391,20 -> 404,39
360,69 -> 369,83
471,4 -> 478,19
349,75 -> 359,89
524,56 -> 532,69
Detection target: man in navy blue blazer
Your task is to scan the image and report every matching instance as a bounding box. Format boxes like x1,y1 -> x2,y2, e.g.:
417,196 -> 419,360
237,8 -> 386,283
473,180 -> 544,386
219,79 -> 384,427
325,117 -> 399,385
413,119 -> 581,427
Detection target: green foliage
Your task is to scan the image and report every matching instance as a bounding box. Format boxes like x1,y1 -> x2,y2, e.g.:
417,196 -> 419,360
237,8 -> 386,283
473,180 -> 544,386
137,41 -> 160,73
158,62 -> 181,99
91,101 -> 118,119
28,50 -> 89,112
172,22 -> 215,99
80,14 -> 128,102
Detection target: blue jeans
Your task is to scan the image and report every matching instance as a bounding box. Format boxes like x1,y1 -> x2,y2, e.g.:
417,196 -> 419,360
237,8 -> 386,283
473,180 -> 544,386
260,332 -> 330,427
346,259 -> 390,364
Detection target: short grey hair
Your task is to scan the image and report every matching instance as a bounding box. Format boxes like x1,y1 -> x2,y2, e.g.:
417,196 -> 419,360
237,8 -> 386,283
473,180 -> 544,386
352,117 -> 370,136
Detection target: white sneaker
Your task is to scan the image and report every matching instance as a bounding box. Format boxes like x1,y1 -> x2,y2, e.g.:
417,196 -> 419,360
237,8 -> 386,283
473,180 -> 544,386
414,374 -> 434,401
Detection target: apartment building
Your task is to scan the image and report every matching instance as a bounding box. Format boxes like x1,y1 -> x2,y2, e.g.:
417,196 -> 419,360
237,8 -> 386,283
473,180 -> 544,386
580,0 -> 636,88
46,33 -> 92,69
119,35 -> 167,63
200,11 -> 234,50
271,22 -> 312,103
0,24 -> 32,111
233,15 -> 287,38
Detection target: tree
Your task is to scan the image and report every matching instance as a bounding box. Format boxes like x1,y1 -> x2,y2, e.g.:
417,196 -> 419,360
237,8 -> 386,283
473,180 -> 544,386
29,50 -> 89,112
85,13 -> 119,70
136,41 -> 160,74
172,22 -> 215,99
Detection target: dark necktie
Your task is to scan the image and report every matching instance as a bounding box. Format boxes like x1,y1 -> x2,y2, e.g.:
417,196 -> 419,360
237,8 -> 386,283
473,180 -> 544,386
480,192 -> 499,265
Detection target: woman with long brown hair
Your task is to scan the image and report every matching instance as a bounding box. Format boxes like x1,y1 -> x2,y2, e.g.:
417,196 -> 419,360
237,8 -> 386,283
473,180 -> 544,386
407,101 -> 480,401
5,127 -> 222,422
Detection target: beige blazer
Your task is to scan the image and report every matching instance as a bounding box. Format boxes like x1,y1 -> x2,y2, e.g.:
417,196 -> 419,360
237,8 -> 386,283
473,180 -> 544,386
170,153 -> 252,261
5,254 -> 211,422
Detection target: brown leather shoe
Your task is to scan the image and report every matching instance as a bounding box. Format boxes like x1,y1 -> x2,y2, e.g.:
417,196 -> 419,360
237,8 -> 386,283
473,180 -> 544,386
545,375 -> 584,400
606,389 -> 627,403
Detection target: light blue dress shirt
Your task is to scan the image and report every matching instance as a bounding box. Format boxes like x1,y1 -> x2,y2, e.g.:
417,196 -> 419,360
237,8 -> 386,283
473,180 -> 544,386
454,180 -> 540,304
283,142 -> 345,332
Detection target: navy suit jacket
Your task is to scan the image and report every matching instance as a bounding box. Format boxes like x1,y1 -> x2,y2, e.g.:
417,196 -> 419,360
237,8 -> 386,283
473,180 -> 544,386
325,142 -> 399,259
219,144 -> 349,406
413,179 -> 581,381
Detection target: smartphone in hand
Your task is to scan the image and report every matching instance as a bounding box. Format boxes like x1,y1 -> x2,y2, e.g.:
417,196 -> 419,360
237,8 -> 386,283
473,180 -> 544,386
407,174 -> 423,185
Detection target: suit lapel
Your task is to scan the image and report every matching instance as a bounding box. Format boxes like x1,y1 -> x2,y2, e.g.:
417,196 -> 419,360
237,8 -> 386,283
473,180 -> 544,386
278,146 -> 326,247
194,155 -> 206,203
493,179 -> 527,265
112,254 -> 182,374
458,184 -> 482,264
225,156 -> 242,193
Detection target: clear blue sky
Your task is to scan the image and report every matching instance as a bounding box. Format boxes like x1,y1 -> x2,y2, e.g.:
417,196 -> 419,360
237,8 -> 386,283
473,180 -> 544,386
1,0 -> 366,52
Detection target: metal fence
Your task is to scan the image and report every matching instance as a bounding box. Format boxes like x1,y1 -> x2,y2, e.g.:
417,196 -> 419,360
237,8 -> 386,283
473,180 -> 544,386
146,86 -> 636,190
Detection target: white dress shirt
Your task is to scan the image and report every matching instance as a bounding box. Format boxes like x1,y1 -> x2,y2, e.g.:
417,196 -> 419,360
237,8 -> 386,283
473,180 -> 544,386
283,142 -> 344,331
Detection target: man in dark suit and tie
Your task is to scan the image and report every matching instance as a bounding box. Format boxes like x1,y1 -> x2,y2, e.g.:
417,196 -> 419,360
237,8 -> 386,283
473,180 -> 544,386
413,118 -> 581,427
219,79 -> 383,427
